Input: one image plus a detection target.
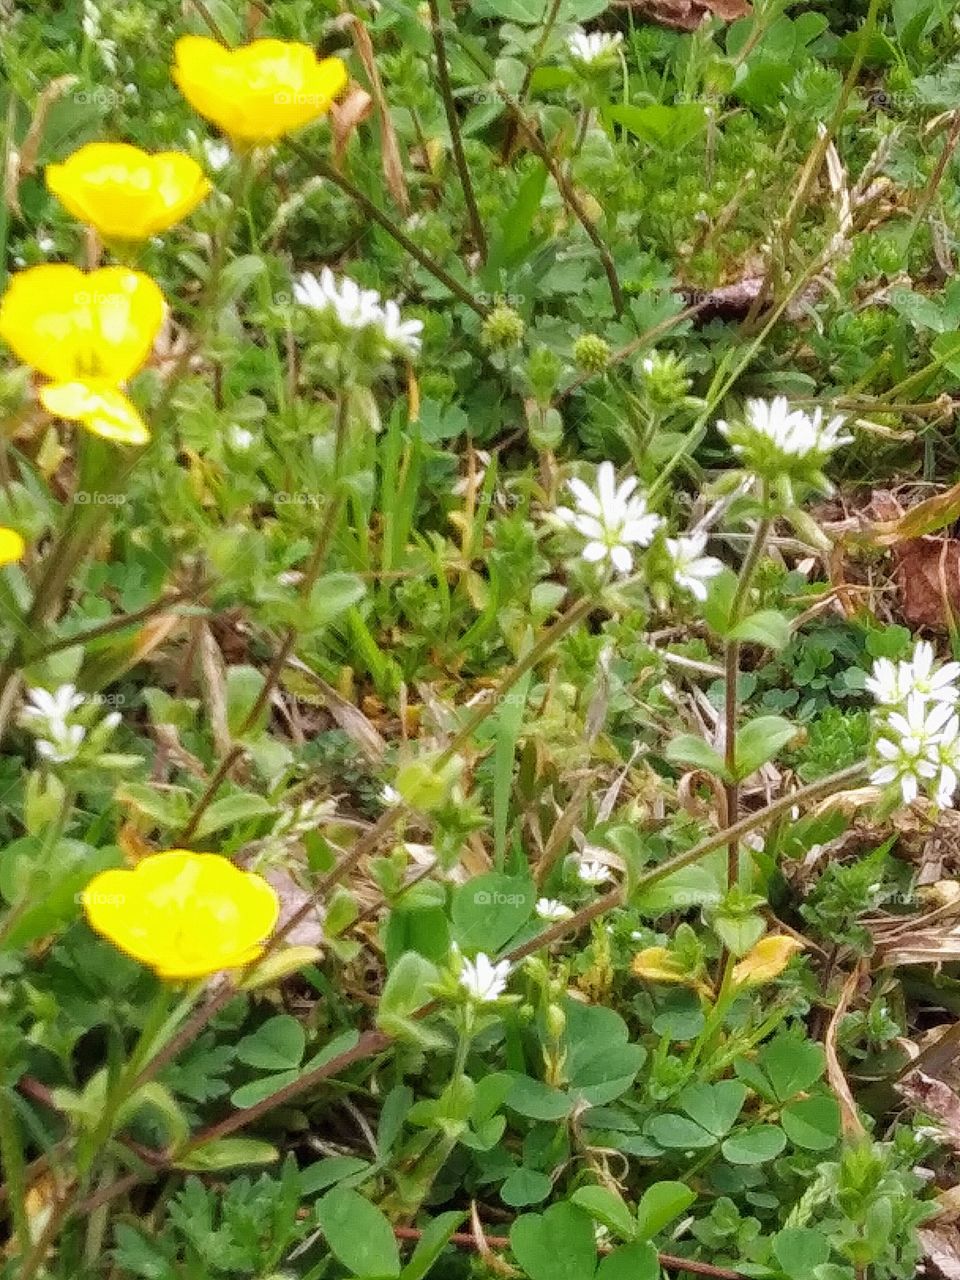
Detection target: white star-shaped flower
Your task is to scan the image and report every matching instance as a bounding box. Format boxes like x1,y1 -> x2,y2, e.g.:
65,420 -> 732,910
459,953 -> 513,1002
578,860 -> 614,886
567,27 -> 623,65
871,695 -> 953,805
666,533 -> 723,602
556,462 -> 661,575
535,897 -> 573,921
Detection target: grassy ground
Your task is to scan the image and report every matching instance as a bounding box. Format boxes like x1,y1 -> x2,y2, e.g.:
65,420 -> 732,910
2,0 -> 960,1277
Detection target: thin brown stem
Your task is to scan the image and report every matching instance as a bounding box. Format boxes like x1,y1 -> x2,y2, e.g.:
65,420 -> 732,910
426,0 -> 486,261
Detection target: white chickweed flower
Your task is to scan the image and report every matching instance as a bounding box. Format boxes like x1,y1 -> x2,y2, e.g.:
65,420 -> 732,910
666,533 -> 723,602
578,860 -> 614,886
21,684 -> 85,729
459,952 -> 513,1002
871,695 -> 954,806
295,268 -> 383,330
36,723 -> 87,765
535,897 -> 573,921
294,269 -> 423,359
567,27 -> 623,65
556,461 -> 661,575
718,397 -> 851,470
867,641 -> 960,709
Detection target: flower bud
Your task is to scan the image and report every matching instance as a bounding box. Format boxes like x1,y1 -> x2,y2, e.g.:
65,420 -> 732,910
573,333 -> 610,374
546,1002 -> 566,1041
638,350 -> 691,407
481,305 -> 524,351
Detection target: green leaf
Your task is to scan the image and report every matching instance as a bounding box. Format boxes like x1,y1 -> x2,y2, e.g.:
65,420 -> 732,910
510,1203 -> 597,1280
230,1069 -> 298,1109
570,1186 -> 637,1241
488,164 -> 548,274
702,569 -> 738,636
175,1137 -> 279,1171
721,1123 -> 787,1164
507,1075 -> 573,1121
728,609 -> 791,650
377,952 -> 439,1035
773,1227 -> 831,1277
193,792 -> 275,839
236,1015 -> 305,1071
451,872 -> 534,952
400,1211 -> 466,1280
664,734 -> 729,779
635,1181 -> 697,1240
596,1242 -> 660,1280
646,1113 -> 716,1150
781,1095 -> 841,1151
757,1033 -> 826,1102
501,1167 -> 553,1207
300,1156 -> 372,1196
607,103 -> 707,148
317,1187 -> 401,1278
307,572 -> 367,627
679,1081 -> 747,1137
733,716 -> 796,781
225,664 -> 266,735
564,1002 -> 646,1105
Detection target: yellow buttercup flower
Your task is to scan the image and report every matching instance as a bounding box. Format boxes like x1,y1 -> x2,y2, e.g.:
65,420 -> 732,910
46,142 -> 212,241
172,36 -> 348,145
0,528 -> 24,566
82,850 -> 280,980
0,265 -> 164,445
731,935 -> 804,988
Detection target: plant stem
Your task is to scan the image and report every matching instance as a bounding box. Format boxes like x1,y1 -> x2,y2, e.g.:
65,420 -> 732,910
426,0 -> 486,261
285,139 -> 487,316
0,1083 -> 30,1258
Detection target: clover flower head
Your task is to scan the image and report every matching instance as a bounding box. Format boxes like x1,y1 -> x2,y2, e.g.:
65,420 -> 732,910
578,859 -> 614,886
666,533 -> 723,602
294,269 -> 422,359
567,27 -> 623,66
535,897 -> 573,922
459,952 -> 512,1002
556,461 -> 661,575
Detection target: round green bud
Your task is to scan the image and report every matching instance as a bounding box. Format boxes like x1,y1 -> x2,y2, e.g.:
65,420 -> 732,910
481,305 -> 525,351
573,333 -> 611,374
638,350 -> 691,407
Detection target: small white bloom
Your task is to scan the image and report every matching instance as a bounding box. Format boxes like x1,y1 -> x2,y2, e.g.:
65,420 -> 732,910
578,859 -> 613,886
21,685 -> 85,728
666,533 -> 723,602
36,723 -> 86,764
204,139 -> 232,172
459,952 -> 512,1002
379,299 -> 423,358
718,397 -> 851,466
556,462 -> 661,576
867,642 -> 960,709
295,268 -> 383,330
228,425 -> 254,450
871,694 -> 952,806
294,269 -> 422,360
865,656 -> 914,707
535,897 -> 573,921
567,27 -> 623,65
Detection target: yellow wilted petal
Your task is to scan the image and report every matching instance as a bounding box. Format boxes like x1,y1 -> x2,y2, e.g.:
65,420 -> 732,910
46,142 -> 212,241
0,264 -> 164,385
731,935 -> 804,987
0,527 -> 25,566
40,382 -> 150,446
172,36 -> 347,144
632,946 -> 711,996
82,850 -> 280,980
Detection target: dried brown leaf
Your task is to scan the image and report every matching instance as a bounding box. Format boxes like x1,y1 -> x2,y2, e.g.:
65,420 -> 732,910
920,1226 -> 960,1280
614,0 -> 751,31
347,17 -> 410,214
825,965 -> 867,1140
330,85 -> 374,170
899,1070 -> 960,1153
893,538 -> 960,630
